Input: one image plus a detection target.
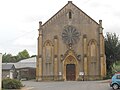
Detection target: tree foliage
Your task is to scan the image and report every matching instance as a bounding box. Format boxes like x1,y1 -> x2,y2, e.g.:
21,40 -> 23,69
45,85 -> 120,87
2,53 -> 13,63
2,49 -> 30,63
17,49 -> 30,61
112,61 -> 120,74
2,78 -> 23,89
105,32 -> 120,75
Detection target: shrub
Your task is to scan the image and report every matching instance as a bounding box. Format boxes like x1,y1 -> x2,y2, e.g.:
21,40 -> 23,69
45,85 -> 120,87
2,78 -> 23,89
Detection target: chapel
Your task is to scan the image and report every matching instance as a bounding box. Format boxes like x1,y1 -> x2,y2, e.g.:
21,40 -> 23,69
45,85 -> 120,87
36,1 -> 106,81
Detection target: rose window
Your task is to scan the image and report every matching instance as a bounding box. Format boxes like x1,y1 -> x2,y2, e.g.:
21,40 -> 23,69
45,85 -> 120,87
62,26 -> 80,46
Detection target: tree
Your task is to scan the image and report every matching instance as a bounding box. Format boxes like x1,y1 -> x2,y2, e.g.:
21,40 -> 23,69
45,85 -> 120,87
2,49 -> 31,63
2,53 -> 13,63
112,61 -> 120,74
105,32 -> 120,75
17,49 -> 30,61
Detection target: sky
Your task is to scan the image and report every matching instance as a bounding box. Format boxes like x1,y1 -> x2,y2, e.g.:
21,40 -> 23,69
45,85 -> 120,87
0,0 -> 120,56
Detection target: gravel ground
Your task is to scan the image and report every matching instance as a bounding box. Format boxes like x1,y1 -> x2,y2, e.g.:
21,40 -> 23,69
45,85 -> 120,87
21,80 -> 112,90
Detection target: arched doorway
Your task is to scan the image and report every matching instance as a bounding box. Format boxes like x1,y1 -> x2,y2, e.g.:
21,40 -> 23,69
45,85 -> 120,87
63,51 -> 79,81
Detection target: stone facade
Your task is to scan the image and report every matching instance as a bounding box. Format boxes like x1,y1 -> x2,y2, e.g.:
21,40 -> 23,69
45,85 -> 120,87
36,1 -> 106,81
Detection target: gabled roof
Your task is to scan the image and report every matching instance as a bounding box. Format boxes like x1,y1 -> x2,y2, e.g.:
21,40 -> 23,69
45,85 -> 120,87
18,57 -> 36,63
2,63 -> 15,70
15,57 -> 36,69
42,1 -> 99,27
2,57 -> 36,69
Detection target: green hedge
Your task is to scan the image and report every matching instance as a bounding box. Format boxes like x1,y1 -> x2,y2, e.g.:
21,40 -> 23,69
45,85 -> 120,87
2,78 -> 23,89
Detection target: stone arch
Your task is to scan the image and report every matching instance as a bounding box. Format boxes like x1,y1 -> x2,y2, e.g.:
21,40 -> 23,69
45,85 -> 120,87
88,39 -> 98,76
88,39 -> 98,62
44,40 -> 53,46
66,9 -> 74,19
62,50 -> 79,81
43,40 -> 53,77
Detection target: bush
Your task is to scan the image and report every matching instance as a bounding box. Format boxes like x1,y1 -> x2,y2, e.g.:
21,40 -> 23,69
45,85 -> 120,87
2,78 -> 23,89
103,73 -> 112,80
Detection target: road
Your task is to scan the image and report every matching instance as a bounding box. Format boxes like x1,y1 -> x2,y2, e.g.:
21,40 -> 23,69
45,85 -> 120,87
22,80 -> 113,90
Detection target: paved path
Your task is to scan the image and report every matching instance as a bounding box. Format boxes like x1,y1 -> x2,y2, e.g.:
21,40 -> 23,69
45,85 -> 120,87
22,80 -> 113,90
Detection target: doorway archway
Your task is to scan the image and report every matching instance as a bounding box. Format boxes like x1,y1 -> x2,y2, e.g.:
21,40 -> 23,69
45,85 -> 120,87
63,51 -> 79,81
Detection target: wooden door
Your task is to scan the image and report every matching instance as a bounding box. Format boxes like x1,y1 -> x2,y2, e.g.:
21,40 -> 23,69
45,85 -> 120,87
66,64 -> 75,81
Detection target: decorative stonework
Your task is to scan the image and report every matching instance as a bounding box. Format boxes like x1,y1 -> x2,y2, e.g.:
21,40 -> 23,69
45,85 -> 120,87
63,50 -> 79,80
60,49 -> 81,62
62,25 -> 80,46
65,56 -> 76,64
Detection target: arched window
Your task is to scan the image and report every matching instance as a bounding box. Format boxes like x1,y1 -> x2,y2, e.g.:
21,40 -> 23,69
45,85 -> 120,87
44,40 -> 53,76
88,40 -> 98,75
69,11 -> 72,19
67,9 -> 73,19
45,42 -> 51,63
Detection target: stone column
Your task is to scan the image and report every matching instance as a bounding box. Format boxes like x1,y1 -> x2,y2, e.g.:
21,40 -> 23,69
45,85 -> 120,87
99,20 -> 106,77
36,21 -> 43,81
84,57 -> 88,75
54,36 -> 58,80
103,35 -> 106,76
0,53 -> 2,89
83,35 -> 88,78
43,46 -> 46,78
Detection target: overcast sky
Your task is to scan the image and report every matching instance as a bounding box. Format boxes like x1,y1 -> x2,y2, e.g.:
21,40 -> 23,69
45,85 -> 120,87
0,0 -> 120,55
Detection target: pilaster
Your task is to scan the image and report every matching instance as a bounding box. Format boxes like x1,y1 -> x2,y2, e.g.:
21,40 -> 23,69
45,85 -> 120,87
54,36 -> 58,80
83,35 -> 88,76
36,21 -> 43,81
99,20 -> 106,77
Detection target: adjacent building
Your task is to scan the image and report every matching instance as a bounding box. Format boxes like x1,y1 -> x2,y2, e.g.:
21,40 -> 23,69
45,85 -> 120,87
2,63 -> 17,79
15,57 -> 36,80
2,57 -> 36,80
